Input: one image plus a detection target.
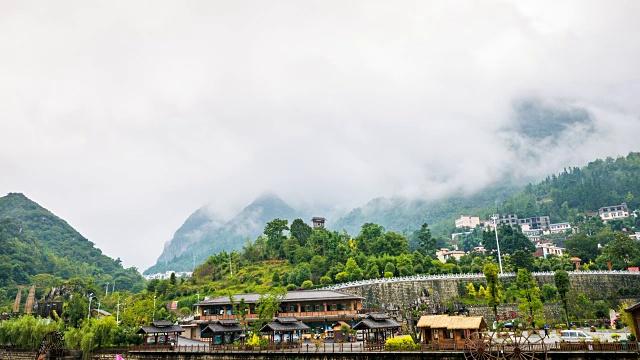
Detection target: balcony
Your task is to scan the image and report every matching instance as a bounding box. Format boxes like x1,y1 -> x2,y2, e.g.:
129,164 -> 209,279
198,310 -> 359,322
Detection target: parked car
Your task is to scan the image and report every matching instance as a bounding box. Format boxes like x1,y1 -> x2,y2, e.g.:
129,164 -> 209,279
561,330 -> 593,342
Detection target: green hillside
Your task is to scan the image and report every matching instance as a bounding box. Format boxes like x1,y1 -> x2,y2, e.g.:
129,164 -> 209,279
0,193 -> 144,307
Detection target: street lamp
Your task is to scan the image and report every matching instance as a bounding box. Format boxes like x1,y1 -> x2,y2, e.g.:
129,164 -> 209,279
153,295 -> 157,321
87,293 -> 94,319
491,214 -> 503,274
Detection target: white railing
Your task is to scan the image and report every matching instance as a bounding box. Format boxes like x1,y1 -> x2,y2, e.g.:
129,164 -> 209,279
322,270 -> 640,290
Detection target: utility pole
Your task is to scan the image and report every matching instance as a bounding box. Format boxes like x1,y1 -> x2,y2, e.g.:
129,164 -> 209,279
153,295 -> 157,321
193,254 -> 196,271
105,282 -> 109,296
116,301 -> 125,325
112,279 -> 116,294
492,214 -> 503,274
229,253 -> 233,276
87,293 -> 94,319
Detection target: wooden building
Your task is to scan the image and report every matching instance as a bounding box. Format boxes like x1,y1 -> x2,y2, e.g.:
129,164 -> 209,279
417,315 -> 487,345
193,289 -> 363,338
201,319 -> 243,345
137,320 -> 185,346
352,313 -> 401,346
625,302 -> 640,338
260,317 -> 310,344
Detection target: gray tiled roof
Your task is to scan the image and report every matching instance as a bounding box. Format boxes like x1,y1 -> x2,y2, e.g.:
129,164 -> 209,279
202,323 -> 243,334
260,320 -> 310,332
137,325 -> 185,334
196,290 -> 363,306
352,314 -> 401,330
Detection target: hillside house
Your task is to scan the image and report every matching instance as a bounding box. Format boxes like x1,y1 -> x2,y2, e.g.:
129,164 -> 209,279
599,203 -> 629,220
455,215 -> 480,229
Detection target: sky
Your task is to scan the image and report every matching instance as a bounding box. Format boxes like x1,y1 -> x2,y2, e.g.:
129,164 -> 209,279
1,0 -> 640,272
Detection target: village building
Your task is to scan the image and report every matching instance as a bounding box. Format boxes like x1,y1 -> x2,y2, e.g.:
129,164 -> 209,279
311,217 -> 326,228
417,315 -> 487,347
200,319 -> 243,345
436,249 -> 465,263
352,313 -> 401,348
455,215 -> 480,229
533,242 -> 565,258
546,222 -> 572,234
137,320 -> 185,346
599,203 -> 629,220
192,289 -> 364,339
260,317 -> 310,344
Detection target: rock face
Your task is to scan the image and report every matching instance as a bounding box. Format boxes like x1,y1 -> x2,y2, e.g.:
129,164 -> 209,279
146,193 -> 303,274
337,273 -> 640,322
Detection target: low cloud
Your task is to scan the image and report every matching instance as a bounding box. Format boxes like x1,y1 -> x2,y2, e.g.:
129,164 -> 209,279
1,1 -> 639,270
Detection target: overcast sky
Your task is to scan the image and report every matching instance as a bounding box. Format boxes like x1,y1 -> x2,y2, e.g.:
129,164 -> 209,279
2,1 -> 640,271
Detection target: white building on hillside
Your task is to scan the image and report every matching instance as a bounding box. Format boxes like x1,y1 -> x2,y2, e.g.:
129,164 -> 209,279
455,215 -> 480,228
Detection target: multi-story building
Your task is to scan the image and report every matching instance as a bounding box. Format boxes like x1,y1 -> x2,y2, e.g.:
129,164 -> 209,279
492,214 -> 550,230
547,222 -> 571,234
533,242 -> 565,258
188,290 -> 364,339
599,203 -> 629,220
455,215 -> 480,229
436,248 -> 466,263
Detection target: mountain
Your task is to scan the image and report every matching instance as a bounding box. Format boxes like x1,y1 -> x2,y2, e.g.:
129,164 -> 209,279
331,182 -> 523,238
145,193 -> 302,274
0,193 -> 145,303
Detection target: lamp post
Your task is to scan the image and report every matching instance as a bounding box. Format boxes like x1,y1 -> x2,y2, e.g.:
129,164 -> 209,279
116,301 -> 125,325
87,293 -> 94,319
491,214 -> 503,274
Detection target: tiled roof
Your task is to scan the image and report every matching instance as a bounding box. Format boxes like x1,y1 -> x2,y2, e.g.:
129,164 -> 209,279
137,325 -> 185,334
352,314 -> 400,330
196,290 -> 363,306
260,319 -> 310,332
416,315 -> 486,330
202,323 -> 243,334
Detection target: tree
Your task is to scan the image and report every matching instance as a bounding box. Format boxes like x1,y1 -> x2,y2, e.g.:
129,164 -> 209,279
263,219 -> 289,257
564,234 -> 600,263
344,258 -> 364,281
301,280 -> 313,289
554,270 -> 570,328
605,232 -> 640,265
483,263 -> 501,320
466,283 -> 477,297
416,223 -> 436,257
516,269 -> 544,329
230,295 -> 249,335
290,219 -> 312,246
253,288 -> 286,333
511,250 -> 534,272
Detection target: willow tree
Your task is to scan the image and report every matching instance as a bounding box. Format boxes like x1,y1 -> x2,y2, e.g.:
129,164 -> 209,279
483,263 -> 501,321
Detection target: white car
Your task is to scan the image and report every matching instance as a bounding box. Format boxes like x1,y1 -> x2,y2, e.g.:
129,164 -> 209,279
560,330 -> 593,342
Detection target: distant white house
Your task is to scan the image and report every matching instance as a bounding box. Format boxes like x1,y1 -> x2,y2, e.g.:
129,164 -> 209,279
534,242 -> 565,258
455,215 -> 480,229
144,271 -> 193,281
436,248 -> 466,263
547,222 -> 572,234
599,203 -> 629,220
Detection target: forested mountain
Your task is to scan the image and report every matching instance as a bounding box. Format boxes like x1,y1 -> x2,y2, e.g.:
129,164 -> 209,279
0,193 -> 144,306
332,183 -> 523,239
498,153 -> 640,221
145,193 -> 304,274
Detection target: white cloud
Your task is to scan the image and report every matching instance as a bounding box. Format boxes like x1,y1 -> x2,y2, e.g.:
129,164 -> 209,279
1,0 -> 639,270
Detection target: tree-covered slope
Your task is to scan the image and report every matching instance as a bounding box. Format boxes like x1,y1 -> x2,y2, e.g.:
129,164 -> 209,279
0,193 -> 144,299
499,152 -> 640,221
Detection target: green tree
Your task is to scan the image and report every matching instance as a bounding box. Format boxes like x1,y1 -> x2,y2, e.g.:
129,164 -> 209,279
516,269 -> 544,329
290,219 -> 312,246
416,223 -> 436,257
344,258 -> 364,281
263,219 -> 289,257
253,288 -> 286,333
230,295 -> 249,335
554,270 -> 570,328
483,263 -> 501,320
301,280 -> 313,289
511,250 -> 534,272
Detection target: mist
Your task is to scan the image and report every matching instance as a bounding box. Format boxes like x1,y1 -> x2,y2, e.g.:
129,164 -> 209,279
1,1 -> 640,270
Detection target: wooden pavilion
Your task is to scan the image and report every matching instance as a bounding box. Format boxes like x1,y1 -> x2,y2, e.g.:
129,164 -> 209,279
260,317 -> 309,344
417,315 -> 487,346
201,319 -> 243,345
352,313 -> 401,347
137,320 -> 184,346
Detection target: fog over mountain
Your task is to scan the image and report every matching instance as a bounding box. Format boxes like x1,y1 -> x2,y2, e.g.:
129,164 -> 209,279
1,1 -> 640,270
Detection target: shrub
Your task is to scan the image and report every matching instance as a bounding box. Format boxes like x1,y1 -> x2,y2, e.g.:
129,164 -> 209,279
385,335 -> 419,351
301,280 -> 313,289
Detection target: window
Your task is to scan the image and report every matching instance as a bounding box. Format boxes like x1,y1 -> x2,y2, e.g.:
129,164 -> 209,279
315,304 -> 321,311
305,305 -> 311,312
448,330 -> 454,339
433,329 -> 438,340
288,305 -> 296,313
330,304 -> 337,311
